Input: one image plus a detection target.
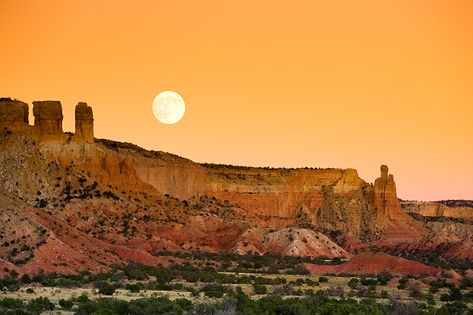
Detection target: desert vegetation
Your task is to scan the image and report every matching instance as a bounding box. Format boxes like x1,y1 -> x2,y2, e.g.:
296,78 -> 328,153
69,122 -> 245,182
2,251 -> 473,314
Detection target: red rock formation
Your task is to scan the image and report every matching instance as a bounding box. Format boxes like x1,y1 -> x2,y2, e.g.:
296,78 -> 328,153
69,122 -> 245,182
371,165 -> 428,244
74,102 -> 94,143
302,252 -> 440,276
374,165 -> 399,219
32,101 -> 64,141
402,201 -> 473,221
233,227 -> 351,258
0,98 -> 31,134
2,102 -> 460,276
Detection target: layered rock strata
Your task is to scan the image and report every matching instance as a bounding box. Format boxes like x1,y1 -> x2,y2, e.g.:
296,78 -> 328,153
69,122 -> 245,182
74,102 -> 94,143
32,101 -> 64,141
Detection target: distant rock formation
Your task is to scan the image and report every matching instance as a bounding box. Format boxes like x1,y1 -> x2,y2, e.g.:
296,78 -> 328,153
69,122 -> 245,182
371,165 -> 428,243
74,102 -> 94,143
32,101 -> 64,141
0,98 -> 30,133
0,98 -> 94,143
374,165 -> 400,219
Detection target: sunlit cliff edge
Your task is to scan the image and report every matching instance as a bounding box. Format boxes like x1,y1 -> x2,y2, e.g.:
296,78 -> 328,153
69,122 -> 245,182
0,98 -> 472,276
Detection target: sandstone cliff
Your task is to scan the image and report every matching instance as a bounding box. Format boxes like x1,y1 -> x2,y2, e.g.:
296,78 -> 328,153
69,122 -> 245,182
32,101 -> 64,141
0,98 -> 31,134
0,97 -> 458,275
402,200 -> 473,221
0,98 -> 428,243
74,102 -> 94,143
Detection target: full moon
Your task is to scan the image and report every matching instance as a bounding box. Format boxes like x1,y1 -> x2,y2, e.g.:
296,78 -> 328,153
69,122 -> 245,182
152,91 -> 186,125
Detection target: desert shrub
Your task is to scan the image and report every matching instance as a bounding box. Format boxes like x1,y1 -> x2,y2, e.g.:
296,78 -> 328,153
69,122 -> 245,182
20,273 -> 31,284
360,276 -> 378,286
27,297 -> 55,313
325,286 -> 345,298
348,278 -> 360,289
201,284 -> 226,298
59,298 -> 74,310
175,298 -> 192,311
408,285 -> 423,299
253,284 -> 267,295
437,302 -> 471,314
397,276 -> 409,290
377,272 -> 393,285
318,276 -> 329,283
125,282 -> 144,293
425,292 -> 435,305
95,281 -> 117,295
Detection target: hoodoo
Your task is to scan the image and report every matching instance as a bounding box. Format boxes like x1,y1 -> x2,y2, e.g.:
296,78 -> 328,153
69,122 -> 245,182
374,165 -> 399,219
74,102 -> 94,143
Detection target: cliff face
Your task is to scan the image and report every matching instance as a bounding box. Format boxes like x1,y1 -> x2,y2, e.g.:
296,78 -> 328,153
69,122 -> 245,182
205,167 -> 364,218
0,98 -> 428,243
0,97 -> 452,275
0,99 -> 31,133
32,101 -> 64,141
402,201 -> 473,221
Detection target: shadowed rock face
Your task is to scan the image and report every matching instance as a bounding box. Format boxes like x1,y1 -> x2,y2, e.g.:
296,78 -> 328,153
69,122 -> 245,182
74,102 -> 94,143
32,101 -> 64,141
0,99 -> 30,132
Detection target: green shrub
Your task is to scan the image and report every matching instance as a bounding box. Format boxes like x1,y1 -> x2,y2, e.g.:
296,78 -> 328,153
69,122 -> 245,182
95,281 -> 117,295
201,284 -> 226,298
126,282 -> 145,293
319,276 -> 329,283
253,284 -> 267,295
59,298 -> 74,310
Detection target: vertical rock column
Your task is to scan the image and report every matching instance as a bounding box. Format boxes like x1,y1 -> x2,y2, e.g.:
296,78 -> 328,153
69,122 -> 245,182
374,165 -> 401,220
74,102 -> 94,143
32,101 -> 64,141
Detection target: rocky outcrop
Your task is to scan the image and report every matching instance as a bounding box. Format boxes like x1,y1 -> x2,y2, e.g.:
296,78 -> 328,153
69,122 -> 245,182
74,102 -> 94,143
0,98 -> 31,133
0,98 -> 98,143
402,201 -> 473,221
32,101 -> 64,141
233,227 -> 351,258
371,165 -> 428,243
374,165 -> 399,219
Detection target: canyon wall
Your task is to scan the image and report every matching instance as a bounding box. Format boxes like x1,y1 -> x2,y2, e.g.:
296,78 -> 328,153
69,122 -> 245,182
0,98 -> 428,244
402,201 -> 473,221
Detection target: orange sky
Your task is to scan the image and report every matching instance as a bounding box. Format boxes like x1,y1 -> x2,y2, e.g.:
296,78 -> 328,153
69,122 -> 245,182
1,0 -> 472,200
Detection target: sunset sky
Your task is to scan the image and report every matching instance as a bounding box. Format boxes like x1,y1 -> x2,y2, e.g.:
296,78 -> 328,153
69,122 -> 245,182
1,0 -> 472,200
